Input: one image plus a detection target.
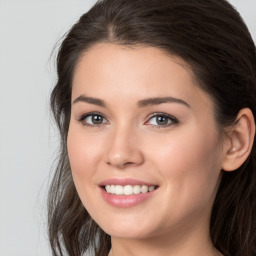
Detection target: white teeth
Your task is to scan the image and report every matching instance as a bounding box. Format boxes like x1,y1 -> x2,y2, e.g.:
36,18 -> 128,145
123,185 -> 133,195
141,185 -> 148,193
115,185 -> 124,195
110,185 -> 115,194
106,185 -> 111,193
149,186 -> 155,192
104,184 -> 156,195
133,185 -> 141,194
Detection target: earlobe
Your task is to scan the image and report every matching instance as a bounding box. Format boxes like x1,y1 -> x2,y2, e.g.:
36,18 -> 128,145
222,108 -> 255,172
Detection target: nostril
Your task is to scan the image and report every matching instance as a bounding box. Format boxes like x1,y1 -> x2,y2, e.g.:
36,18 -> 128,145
124,161 -> 135,166
106,160 -> 139,169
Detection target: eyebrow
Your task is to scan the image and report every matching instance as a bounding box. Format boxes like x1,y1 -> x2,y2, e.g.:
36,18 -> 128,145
72,95 -> 106,107
138,97 -> 190,108
72,95 -> 190,108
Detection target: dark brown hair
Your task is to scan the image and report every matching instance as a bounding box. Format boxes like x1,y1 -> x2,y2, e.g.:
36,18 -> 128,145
48,0 -> 256,255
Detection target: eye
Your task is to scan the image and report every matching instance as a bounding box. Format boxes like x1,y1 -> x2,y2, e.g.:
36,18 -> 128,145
78,113 -> 108,127
146,113 -> 178,127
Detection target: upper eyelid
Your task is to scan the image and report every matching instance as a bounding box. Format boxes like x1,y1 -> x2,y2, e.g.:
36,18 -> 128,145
78,113 -> 109,127
144,114 -> 179,128
146,112 -> 179,121
78,111 -> 108,121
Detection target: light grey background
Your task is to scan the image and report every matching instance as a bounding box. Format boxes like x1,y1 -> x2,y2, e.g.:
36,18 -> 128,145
0,1 -> 255,256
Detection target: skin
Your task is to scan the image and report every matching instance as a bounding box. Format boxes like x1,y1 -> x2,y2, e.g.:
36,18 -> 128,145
67,43 -> 232,256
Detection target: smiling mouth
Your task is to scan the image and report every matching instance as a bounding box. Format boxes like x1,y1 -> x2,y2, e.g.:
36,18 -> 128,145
103,185 -> 159,195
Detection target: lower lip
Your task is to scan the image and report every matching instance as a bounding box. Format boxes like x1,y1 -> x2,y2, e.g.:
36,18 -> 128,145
100,187 -> 157,208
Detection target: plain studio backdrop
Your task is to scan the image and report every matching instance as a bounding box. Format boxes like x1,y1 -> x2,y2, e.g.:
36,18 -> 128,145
0,1 -> 255,255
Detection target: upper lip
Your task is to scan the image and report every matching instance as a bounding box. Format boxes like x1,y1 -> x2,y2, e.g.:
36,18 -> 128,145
98,178 -> 157,187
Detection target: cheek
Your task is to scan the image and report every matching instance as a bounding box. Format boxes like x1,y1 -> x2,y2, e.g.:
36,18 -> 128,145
147,127 -> 220,171
67,128 -> 103,177
146,126 -> 222,211
66,127 -> 107,212
67,127 -> 105,212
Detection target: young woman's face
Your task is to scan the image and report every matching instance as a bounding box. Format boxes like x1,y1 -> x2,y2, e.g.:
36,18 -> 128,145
68,43 -> 225,239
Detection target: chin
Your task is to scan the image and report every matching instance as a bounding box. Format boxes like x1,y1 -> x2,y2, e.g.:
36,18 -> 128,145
97,216 -> 158,239
105,228 -> 153,239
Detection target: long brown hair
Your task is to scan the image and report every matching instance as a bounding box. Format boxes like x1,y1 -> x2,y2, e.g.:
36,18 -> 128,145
48,0 -> 256,255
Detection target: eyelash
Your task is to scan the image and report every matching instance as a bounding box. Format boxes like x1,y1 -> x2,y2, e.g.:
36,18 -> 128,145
78,112 -> 108,127
145,112 -> 179,128
77,112 -> 179,128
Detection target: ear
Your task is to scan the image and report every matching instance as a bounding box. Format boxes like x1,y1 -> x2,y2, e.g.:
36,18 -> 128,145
222,108 -> 255,172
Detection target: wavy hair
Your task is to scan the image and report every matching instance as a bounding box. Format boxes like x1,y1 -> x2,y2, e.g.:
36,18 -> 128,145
48,0 -> 256,255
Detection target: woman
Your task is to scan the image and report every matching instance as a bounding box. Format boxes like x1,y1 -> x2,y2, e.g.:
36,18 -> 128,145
48,0 -> 256,255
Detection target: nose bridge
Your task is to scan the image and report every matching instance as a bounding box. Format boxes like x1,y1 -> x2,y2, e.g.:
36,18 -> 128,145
105,121 -> 144,168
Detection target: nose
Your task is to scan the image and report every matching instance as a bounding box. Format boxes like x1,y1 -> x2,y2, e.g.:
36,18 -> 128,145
104,126 -> 144,169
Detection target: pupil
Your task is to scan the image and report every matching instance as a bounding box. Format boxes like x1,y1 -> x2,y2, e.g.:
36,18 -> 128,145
92,115 -> 102,124
156,116 -> 168,125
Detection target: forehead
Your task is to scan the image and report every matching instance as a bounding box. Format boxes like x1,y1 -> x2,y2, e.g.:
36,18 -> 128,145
72,43 -> 213,112
73,43 -> 193,82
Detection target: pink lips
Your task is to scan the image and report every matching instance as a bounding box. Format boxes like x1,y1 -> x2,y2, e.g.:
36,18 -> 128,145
99,178 -> 158,208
